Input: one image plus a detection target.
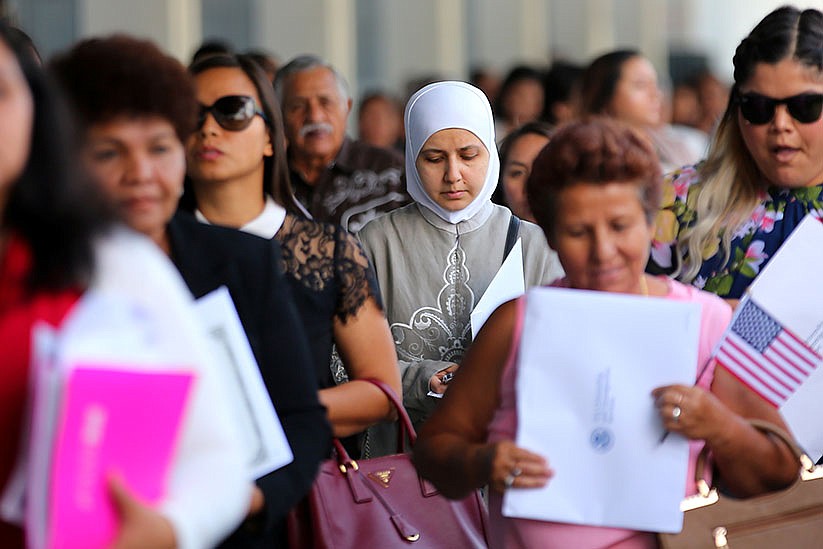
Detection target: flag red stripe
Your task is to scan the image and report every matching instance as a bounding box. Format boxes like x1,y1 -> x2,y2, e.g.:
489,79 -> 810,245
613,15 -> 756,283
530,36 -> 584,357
717,361 -> 780,408
778,328 -> 822,361
769,337 -> 814,376
775,332 -> 820,369
721,337 -> 791,397
726,337 -> 795,393
763,344 -> 804,384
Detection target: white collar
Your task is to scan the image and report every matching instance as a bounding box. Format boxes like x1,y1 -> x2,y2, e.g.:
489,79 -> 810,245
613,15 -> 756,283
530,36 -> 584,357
194,195 -> 286,239
416,201 -> 495,234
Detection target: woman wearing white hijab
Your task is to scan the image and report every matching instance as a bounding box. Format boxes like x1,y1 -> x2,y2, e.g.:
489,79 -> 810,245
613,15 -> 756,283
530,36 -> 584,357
358,81 -> 562,451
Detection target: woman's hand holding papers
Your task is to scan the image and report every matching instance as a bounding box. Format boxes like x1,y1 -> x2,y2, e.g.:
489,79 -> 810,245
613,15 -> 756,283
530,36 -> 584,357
486,440 -> 553,494
653,366 -> 799,497
653,384 -> 732,442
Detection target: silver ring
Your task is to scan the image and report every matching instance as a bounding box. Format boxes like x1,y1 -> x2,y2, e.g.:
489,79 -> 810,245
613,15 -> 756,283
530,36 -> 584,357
672,405 -> 682,422
504,474 -> 515,488
512,467 -> 522,478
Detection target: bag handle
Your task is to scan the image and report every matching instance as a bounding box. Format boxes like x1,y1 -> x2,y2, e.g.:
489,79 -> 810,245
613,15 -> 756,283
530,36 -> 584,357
692,419 -> 815,497
332,379 -> 417,468
503,214 -> 520,261
364,378 -> 417,446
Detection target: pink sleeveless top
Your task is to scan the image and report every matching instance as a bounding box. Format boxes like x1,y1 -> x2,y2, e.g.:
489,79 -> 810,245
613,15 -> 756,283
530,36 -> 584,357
486,278 -> 732,549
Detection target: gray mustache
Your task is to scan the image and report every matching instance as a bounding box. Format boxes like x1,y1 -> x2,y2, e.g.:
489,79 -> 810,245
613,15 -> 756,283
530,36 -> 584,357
299,123 -> 334,138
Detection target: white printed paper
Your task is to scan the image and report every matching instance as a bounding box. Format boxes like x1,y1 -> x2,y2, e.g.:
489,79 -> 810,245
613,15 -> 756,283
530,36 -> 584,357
195,287 -> 293,479
503,286 -> 700,533
471,238 -> 525,338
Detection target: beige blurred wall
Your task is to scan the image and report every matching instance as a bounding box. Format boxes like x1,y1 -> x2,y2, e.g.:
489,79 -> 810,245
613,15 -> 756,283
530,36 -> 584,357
13,0 -> 820,94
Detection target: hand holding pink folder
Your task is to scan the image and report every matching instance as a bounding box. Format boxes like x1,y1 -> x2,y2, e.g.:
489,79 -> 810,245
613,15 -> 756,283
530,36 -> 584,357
45,366 -> 195,549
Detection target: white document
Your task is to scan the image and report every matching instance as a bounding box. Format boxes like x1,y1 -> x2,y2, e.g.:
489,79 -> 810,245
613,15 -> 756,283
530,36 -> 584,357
470,238 -> 525,338
0,325 -> 60,541
743,215 -> 823,460
747,215 -> 823,349
503,287 -> 701,533
195,287 -> 293,479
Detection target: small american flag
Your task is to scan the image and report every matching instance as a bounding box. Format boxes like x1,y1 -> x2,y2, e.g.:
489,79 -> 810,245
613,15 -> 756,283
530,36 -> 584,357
715,299 -> 822,407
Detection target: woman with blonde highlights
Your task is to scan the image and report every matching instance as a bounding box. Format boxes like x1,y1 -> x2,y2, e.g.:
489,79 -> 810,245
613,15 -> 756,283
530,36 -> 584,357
650,6 -> 823,300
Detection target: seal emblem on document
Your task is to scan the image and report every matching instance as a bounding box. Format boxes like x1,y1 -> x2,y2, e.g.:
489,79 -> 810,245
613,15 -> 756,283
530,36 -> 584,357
590,427 -> 614,453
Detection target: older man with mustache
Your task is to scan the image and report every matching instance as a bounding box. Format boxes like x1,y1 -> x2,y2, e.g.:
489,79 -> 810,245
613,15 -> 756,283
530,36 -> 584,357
274,55 -> 408,232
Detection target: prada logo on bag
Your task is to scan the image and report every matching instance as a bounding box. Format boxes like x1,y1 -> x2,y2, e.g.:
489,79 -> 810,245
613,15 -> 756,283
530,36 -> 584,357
367,468 -> 395,488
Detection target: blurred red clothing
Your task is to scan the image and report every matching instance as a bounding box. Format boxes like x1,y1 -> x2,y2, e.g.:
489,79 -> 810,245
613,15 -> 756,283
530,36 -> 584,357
0,237 -> 80,548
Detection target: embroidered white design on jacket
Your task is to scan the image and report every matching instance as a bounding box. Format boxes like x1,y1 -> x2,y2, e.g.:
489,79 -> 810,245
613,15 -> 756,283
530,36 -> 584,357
390,240 -> 474,362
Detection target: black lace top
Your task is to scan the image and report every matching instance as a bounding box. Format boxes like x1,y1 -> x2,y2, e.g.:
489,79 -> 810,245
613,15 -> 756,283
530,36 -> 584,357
276,213 -> 382,388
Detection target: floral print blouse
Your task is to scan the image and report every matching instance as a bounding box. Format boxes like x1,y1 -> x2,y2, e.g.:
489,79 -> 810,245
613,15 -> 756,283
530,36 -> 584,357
650,164 -> 823,299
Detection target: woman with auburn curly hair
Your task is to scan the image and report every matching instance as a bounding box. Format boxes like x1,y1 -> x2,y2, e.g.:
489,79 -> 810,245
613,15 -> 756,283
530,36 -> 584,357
414,119 -> 795,549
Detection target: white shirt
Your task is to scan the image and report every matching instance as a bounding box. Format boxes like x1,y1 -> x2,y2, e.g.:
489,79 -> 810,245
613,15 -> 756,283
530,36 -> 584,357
195,196 -> 286,240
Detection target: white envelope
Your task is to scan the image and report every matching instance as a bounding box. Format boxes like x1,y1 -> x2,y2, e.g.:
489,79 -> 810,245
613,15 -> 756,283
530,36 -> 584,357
503,286 -> 700,533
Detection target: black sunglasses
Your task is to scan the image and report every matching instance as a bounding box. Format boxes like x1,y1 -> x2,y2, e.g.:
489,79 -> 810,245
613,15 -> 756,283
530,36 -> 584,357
197,95 -> 268,131
737,92 -> 823,125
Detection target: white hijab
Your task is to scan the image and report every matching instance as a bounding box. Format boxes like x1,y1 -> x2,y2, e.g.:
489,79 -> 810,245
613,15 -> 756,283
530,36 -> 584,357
404,81 -> 500,224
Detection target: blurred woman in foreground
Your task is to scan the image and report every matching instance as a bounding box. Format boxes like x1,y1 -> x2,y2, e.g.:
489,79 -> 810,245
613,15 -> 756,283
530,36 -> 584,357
0,24 -> 249,549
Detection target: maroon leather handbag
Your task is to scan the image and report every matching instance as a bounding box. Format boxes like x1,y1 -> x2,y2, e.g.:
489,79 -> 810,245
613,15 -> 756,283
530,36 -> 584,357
287,378 -> 489,548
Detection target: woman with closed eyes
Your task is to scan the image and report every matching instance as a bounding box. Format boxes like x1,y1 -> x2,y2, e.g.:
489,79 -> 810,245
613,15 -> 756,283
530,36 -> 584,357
650,6 -> 823,303
357,81 -> 563,457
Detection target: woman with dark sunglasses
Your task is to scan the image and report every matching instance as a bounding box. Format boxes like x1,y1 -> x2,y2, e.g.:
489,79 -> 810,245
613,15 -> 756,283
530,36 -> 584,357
50,35 -> 332,548
650,6 -> 823,303
183,54 -> 401,457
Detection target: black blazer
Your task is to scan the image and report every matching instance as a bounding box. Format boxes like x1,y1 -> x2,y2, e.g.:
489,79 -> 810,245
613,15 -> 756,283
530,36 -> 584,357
167,212 -> 331,548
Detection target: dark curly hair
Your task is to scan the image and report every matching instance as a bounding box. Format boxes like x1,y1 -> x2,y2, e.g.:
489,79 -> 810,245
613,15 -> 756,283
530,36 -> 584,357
1,21 -> 113,291
49,34 -> 197,143
526,118 -> 662,240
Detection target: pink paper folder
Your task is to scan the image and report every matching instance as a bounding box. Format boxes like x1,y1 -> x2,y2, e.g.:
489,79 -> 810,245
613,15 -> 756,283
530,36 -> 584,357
47,366 -> 195,549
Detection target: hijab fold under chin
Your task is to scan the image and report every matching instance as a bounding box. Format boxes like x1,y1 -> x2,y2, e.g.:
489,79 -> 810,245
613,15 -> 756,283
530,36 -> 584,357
404,81 -> 500,225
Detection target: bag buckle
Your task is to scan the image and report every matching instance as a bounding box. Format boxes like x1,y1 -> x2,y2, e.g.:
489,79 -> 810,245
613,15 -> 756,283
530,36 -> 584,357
712,526 -> 728,548
339,459 -> 359,474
